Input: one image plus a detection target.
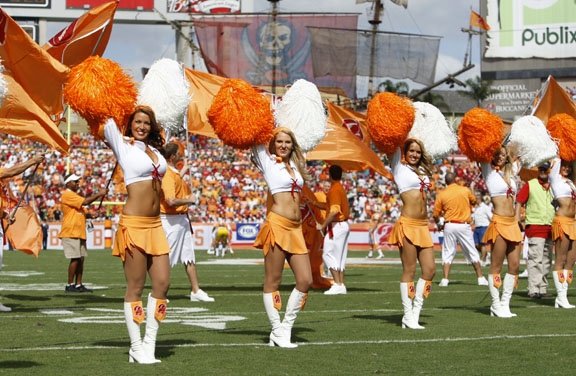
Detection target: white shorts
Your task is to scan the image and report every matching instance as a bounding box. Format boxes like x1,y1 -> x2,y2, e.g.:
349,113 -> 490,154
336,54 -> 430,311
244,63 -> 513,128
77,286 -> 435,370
441,223 -> 481,264
322,221 -> 350,271
161,214 -> 195,267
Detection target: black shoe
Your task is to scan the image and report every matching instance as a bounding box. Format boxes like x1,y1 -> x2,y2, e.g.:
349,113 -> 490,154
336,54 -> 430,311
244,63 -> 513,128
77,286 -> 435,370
65,285 -> 79,293
76,285 -> 93,293
527,292 -> 542,299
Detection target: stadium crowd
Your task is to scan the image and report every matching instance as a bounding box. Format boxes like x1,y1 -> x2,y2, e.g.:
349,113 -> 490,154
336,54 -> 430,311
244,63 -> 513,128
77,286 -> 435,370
0,132 -> 491,226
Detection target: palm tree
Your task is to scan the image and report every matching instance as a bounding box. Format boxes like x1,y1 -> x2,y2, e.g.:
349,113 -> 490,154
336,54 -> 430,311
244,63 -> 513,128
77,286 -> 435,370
377,80 -> 409,96
458,76 -> 499,107
419,91 -> 450,112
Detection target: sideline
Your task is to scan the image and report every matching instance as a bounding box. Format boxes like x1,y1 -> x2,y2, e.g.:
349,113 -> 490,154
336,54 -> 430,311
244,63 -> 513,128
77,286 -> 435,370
2,332 -> 576,352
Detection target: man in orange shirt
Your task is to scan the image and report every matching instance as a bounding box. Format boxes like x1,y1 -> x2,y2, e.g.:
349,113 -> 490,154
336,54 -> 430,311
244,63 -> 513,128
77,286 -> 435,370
318,165 -> 351,295
58,174 -> 106,293
160,143 -> 214,302
433,172 -> 488,287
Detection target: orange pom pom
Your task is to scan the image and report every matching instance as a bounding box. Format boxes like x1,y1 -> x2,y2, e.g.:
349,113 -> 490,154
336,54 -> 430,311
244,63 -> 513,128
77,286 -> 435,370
547,113 -> 576,161
458,108 -> 503,162
207,79 -> 274,149
63,56 -> 137,139
366,92 -> 415,154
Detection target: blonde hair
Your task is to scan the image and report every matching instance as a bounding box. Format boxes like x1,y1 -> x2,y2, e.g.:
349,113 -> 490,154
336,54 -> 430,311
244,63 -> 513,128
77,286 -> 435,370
403,138 -> 433,177
268,127 -> 311,183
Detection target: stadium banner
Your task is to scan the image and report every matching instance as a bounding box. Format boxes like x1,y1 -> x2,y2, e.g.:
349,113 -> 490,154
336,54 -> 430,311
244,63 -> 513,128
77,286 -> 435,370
482,78 -> 541,120
168,0 -> 241,14
194,14 -> 358,97
0,0 -> 50,8
66,0 -> 153,10
486,0 -> 576,58
40,222 -> 444,251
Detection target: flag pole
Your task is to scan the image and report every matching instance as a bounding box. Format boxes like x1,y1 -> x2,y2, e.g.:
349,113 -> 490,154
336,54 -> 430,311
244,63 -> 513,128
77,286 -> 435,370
96,162 -> 117,210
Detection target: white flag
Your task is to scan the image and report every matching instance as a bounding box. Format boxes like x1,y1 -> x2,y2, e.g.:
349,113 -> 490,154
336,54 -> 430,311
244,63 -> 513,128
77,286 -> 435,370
390,0 -> 408,8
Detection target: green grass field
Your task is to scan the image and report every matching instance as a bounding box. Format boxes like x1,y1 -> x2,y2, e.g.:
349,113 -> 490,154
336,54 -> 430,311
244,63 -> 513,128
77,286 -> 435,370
1,249 -> 575,376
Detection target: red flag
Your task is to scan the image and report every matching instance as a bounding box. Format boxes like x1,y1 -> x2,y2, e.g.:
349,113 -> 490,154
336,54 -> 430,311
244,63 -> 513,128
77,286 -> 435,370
43,1 -> 119,67
307,110 -> 392,180
0,8 -> 68,117
4,205 -> 43,257
0,74 -> 69,154
470,10 -> 490,31
531,75 -> 576,124
327,101 -> 371,145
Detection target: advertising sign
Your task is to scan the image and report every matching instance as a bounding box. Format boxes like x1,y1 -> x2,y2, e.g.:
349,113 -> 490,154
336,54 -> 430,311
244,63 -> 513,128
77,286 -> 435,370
483,78 -> 541,119
66,0 -> 153,10
486,0 -> 576,58
0,0 -> 49,7
168,0 -> 241,14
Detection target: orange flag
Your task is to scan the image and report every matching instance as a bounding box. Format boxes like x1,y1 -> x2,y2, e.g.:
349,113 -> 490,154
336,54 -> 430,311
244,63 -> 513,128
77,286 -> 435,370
43,1 -> 119,67
4,205 -> 43,257
185,68 -> 227,138
531,75 -> 576,124
470,10 -> 490,31
326,101 -> 371,145
0,8 -> 69,117
0,75 -> 69,154
307,108 -> 392,180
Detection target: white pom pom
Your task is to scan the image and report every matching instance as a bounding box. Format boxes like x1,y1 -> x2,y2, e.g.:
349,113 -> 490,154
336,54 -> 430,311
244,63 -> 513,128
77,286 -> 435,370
137,58 -> 191,133
509,115 -> 558,168
408,102 -> 457,158
274,79 -> 326,152
0,61 -> 7,108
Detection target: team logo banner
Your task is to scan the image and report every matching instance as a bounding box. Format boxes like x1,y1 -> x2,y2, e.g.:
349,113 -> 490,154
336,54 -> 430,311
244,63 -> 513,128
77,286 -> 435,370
194,14 -> 358,97
486,0 -> 576,58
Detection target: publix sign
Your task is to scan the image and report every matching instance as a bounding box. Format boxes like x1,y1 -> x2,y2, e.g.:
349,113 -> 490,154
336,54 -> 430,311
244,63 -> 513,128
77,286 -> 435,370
486,0 -> 576,58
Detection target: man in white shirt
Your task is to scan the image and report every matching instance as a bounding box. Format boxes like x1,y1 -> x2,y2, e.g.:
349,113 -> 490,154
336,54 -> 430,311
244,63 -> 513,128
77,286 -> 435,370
472,195 -> 493,266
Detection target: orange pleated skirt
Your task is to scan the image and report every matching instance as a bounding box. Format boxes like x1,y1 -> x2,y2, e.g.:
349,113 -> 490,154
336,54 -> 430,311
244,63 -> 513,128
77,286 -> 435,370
482,214 -> 522,244
113,214 -> 170,261
552,215 -> 576,241
388,216 -> 434,248
254,211 -> 308,256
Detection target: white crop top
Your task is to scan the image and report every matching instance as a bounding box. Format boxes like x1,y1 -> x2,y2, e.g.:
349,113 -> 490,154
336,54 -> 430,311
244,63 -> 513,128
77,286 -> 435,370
481,162 -> 517,198
104,119 -> 167,187
252,144 -> 303,195
390,148 -> 430,194
550,158 -> 576,200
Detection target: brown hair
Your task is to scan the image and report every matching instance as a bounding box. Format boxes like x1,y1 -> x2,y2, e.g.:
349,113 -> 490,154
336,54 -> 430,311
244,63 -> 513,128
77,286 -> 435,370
124,105 -> 165,153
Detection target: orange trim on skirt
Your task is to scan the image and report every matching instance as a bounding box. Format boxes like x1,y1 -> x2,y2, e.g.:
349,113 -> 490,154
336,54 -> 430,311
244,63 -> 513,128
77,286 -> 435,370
113,214 -> 170,261
254,211 -> 308,256
482,214 -> 522,244
388,216 -> 433,249
552,215 -> 576,241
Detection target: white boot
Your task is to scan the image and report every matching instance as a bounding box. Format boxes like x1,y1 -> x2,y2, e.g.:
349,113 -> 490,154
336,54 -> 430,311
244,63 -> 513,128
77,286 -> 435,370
400,282 -> 423,329
124,302 -> 156,364
412,279 -> 429,329
263,292 -> 296,348
500,274 -> 517,317
142,294 -> 167,363
281,288 -> 307,347
488,274 -> 512,318
564,269 -> 576,308
553,271 -> 575,309
376,249 -> 384,259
